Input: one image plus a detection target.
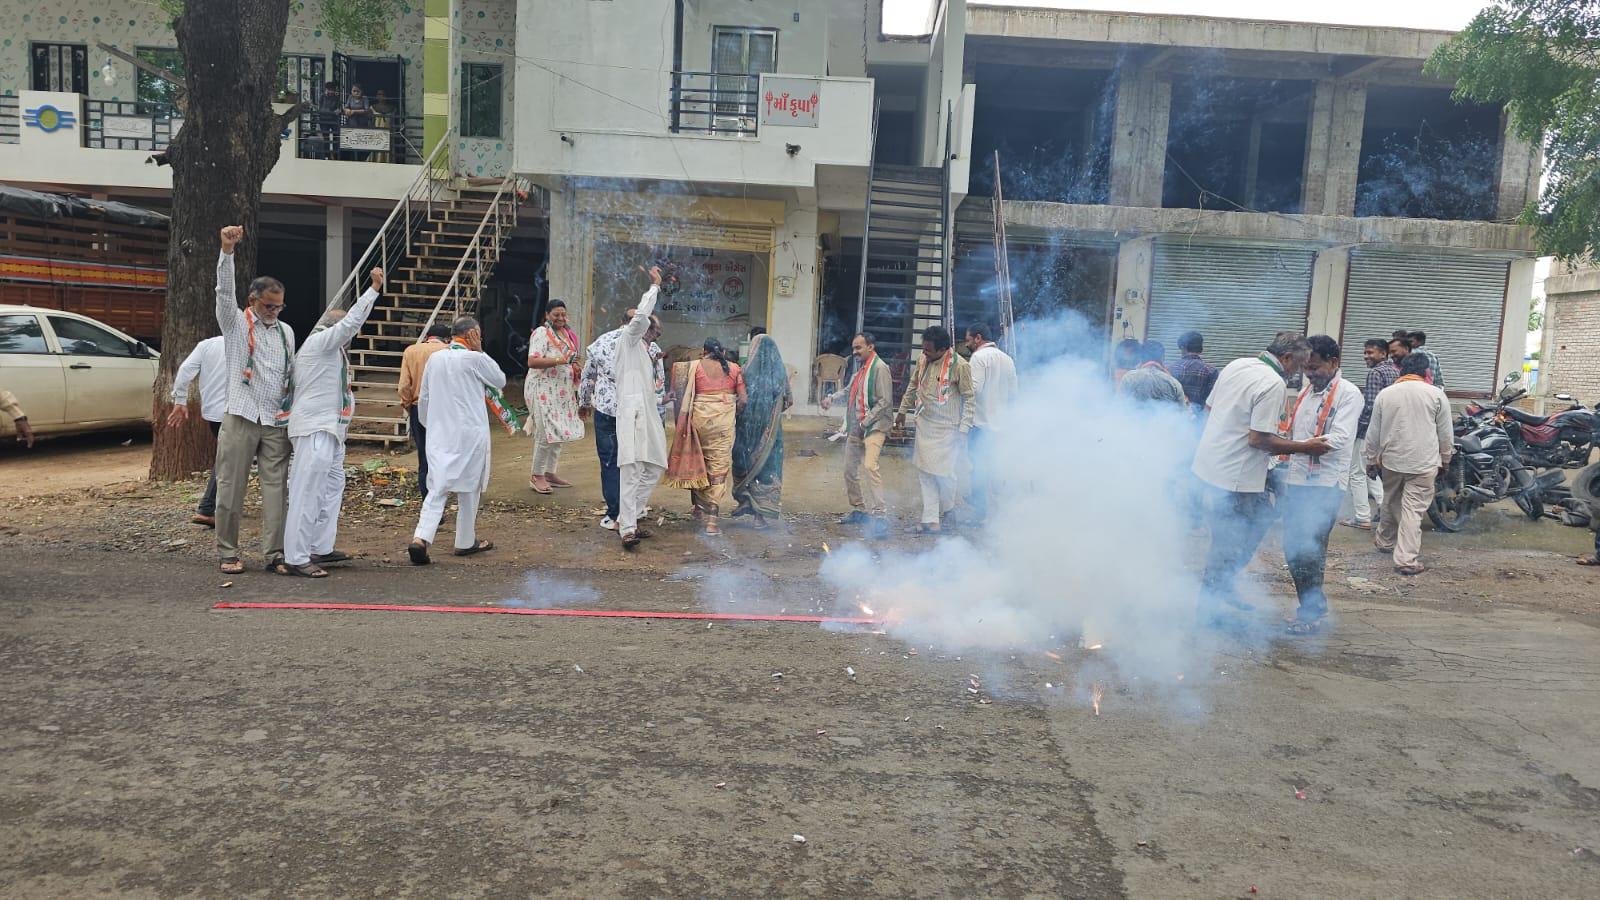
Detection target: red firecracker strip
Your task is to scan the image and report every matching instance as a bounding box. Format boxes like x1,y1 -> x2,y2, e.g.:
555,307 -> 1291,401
213,601 -> 883,625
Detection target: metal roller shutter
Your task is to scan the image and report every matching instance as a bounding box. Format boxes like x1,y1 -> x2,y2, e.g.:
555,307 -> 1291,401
1340,249 -> 1510,397
1147,242 -> 1314,368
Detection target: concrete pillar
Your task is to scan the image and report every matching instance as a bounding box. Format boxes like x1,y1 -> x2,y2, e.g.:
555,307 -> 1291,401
324,204 -> 350,307
1301,80 -> 1366,216
546,180 -> 594,336
1112,236 -> 1156,343
422,0 -> 456,166
1495,109 -> 1542,221
1499,257 -> 1537,391
1243,118 -> 1263,208
1109,70 -> 1172,208
1307,245 -> 1352,337
770,201 -> 822,408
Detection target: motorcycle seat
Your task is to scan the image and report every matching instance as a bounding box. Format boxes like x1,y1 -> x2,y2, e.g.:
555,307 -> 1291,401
1502,405 -> 1550,426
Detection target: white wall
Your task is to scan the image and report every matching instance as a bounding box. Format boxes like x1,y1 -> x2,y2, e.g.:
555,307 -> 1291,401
681,0 -> 828,75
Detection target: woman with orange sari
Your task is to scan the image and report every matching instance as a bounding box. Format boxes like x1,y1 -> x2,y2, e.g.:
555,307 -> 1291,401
666,338 -> 747,535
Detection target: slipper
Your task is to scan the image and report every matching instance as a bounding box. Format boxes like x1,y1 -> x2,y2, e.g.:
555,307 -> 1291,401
276,562 -> 328,578
621,531 -> 641,550
1396,564 -> 1426,576
408,541 -> 431,566
1576,556 -> 1600,567
311,551 -> 352,564
1339,519 -> 1372,531
219,558 -> 245,575
529,479 -> 553,495
453,539 -> 494,557
632,528 -> 653,540
546,475 -> 573,488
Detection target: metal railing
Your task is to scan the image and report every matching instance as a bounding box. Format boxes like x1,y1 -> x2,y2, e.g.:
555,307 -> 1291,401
940,99 -> 954,333
0,94 -> 19,145
296,110 -> 425,164
81,99 -> 181,150
670,71 -> 759,136
326,131 -> 455,313
853,98 -> 883,336
418,175 -> 520,339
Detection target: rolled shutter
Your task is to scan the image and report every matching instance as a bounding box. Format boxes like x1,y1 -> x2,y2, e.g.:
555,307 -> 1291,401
1340,249 -> 1510,397
1147,242 -> 1314,367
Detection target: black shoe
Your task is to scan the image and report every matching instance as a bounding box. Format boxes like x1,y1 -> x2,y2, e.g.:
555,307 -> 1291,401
840,510 -> 869,525
407,541 -> 431,566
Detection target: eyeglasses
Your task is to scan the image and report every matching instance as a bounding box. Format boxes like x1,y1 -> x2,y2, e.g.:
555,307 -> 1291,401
257,302 -> 285,313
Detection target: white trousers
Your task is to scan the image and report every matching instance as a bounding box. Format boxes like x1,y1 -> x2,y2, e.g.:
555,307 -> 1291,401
918,469 -> 958,525
414,488 -> 481,550
1347,437 -> 1384,522
531,438 -> 563,476
618,461 -> 663,535
284,431 -> 346,566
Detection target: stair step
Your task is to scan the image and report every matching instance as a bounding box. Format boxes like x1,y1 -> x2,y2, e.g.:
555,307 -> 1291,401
869,212 -> 942,224
871,184 -> 944,198
351,381 -> 401,392
868,225 -> 944,237
869,199 -> 944,212
351,348 -> 409,358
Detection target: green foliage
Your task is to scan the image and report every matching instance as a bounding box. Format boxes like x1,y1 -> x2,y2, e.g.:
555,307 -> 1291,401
155,0 -> 402,51
1428,1 -> 1600,259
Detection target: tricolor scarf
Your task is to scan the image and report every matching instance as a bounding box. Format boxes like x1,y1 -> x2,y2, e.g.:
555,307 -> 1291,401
1277,379 -> 1341,462
848,353 -> 881,424
244,308 -> 294,424
540,324 -> 582,387
309,322 -> 356,427
448,340 -> 524,435
912,350 -> 954,411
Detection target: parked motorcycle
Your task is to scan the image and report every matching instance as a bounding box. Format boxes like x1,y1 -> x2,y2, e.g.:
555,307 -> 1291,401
1428,413 -> 1541,532
1483,391 -> 1599,470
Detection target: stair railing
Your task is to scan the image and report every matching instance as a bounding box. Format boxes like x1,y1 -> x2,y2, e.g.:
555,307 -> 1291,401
325,128 -> 455,313
418,175 -> 518,340
853,98 -> 882,337
940,99 -> 954,334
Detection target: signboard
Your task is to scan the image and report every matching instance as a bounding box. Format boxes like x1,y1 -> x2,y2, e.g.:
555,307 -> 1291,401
339,127 -> 391,152
102,114 -> 156,141
656,254 -> 753,323
760,78 -> 820,127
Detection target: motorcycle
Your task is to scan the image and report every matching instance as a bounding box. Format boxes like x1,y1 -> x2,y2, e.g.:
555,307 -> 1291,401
1428,413 -> 1541,532
1477,389 -> 1599,471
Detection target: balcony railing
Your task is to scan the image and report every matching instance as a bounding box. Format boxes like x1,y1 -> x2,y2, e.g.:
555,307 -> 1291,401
81,99 -> 182,151
0,94 -> 18,145
296,110 -> 424,164
669,71 -> 759,136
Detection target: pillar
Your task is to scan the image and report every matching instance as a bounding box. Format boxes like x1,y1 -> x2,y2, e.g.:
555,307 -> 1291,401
422,0 -> 453,167
1499,257 -> 1537,392
1108,70 -> 1172,208
1301,80 -> 1366,216
1495,109 -> 1542,221
770,198 -> 822,408
1306,245 -> 1351,337
324,204 -> 350,307
1112,236 -> 1156,343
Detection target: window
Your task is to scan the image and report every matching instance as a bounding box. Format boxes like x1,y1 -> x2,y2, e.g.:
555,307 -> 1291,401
136,47 -> 185,113
31,43 -> 88,94
711,27 -> 777,117
278,54 -> 326,105
48,317 -> 134,358
0,315 -> 49,354
460,63 -> 502,138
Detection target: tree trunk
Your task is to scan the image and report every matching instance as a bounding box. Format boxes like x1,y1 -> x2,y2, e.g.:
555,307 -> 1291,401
149,0 -> 296,481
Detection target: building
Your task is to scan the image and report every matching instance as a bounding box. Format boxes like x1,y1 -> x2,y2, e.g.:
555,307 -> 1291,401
1539,261 -> 1600,405
2,1 -> 1542,433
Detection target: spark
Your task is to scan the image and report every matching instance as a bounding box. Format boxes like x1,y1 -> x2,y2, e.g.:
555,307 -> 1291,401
859,603 -> 875,616
1044,650 -> 1062,662
1091,681 -> 1105,716
821,542 -> 831,555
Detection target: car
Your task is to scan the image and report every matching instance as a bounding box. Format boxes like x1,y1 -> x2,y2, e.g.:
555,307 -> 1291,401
0,305 -> 160,441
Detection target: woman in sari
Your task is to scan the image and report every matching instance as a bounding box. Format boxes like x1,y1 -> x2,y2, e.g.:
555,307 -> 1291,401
731,328 -> 791,527
522,300 -> 584,494
666,338 -> 746,535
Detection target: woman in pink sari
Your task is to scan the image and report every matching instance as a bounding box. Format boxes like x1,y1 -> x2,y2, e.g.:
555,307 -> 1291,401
522,300 -> 584,494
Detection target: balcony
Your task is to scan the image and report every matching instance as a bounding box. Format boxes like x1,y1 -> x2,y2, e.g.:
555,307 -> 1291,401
669,72 -> 759,136
294,109 -> 426,164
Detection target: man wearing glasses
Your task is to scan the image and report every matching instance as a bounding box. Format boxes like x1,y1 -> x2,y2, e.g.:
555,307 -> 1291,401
169,225 -> 296,575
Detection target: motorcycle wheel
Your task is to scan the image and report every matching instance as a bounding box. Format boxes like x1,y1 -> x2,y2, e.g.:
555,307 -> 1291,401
1428,457 -> 1475,533
1513,490 -> 1544,521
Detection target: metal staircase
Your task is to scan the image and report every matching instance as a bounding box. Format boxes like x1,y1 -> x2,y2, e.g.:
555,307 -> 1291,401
328,135 -> 531,444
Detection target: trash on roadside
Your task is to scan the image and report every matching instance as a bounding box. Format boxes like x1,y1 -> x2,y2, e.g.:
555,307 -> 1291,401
1294,790 -> 1307,800
771,672 -> 784,680
845,666 -> 855,677
377,498 -> 405,507
574,665 -> 584,673
220,581 -> 233,588
714,782 -> 727,789
792,834 -> 807,844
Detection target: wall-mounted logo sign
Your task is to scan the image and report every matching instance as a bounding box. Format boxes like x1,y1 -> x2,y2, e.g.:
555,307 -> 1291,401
23,104 -> 77,133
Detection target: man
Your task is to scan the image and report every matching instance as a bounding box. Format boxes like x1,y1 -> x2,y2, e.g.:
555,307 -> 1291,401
1117,340 -> 1187,407
580,295 -> 667,532
1278,336 -> 1363,633
1388,334 -> 1411,367
316,81 -> 341,159
168,225 -> 295,576
399,321 -> 451,502
1112,337 -> 1143,386
821,332 -> 895,537
1168,330 -> 1219,409
170,334 -> 228,526
611,267 -> 669,549
1407,330 -> 1444,388
1191,332 -> 1332,625
1342,338 -> 1400,530
408,317 -> 506,564
278,266 -> 383,577
897,326 -> 975,534
964,322 -> 1017,522
1,389 -> 34,447
1365,352 -> 1453,576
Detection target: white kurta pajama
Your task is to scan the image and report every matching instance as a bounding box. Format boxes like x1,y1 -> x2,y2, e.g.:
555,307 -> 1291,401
614,286 -> 667,536
413,342 -> 507,549
523,324 -> 584,476
898,352 -> 976,525
283,287 -> 379,567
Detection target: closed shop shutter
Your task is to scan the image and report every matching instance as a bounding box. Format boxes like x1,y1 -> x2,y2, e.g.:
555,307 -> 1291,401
595,218 -> 773,254
1340,249 -> 1510,397
1146,242 -> 1314,368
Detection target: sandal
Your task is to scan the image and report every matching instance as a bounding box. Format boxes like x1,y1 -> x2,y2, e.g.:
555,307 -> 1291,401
1576,556 -> 1600,567
632,527 -> 653,540
621,531 -> 641,550
704,521 -> 722,536
453,539 -> 494,557
408,540 -> 432,566
219,558 -> 245,575
1285,618 -> 1324,635
311,550 -> 352,564
529,477 -> 553,495
546,474 -> 573,488
276,562 -> 328,578
1396,564 -> 1426,576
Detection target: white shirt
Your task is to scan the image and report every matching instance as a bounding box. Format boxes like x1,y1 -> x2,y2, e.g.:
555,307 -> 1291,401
214,252 -> 296,425
170,336 -> 228,423
1192,355 -> 1289,493
419,344 -> 507,494
1284,375 -> 1363,489
968,343 -> 1017,430
614,286 -> 668,468
286,288 -> 380,440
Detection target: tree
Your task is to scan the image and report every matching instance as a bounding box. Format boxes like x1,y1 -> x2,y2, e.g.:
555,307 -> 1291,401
1426,1 -> 1600,260
149,0 -> 403,480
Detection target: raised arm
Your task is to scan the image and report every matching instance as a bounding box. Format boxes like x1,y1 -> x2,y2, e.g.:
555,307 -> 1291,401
214,225 -> 245,338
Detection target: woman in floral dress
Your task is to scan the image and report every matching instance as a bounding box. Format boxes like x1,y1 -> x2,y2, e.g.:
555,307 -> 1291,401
523,300 -> 584,493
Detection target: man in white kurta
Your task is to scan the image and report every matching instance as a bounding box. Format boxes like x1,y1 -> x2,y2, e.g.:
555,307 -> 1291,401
896,325 -> 976,532
279,267 -> 383,576
614,267 -> 668,548
170,334 -> 228,526
409,317 -> 506,563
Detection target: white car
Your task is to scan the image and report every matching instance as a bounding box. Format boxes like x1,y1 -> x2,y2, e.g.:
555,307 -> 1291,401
0,305 -> 160,440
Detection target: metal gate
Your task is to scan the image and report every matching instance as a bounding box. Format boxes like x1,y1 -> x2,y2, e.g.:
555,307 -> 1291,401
1147,241 -> 1315,368
1340,249 -> 1511,397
